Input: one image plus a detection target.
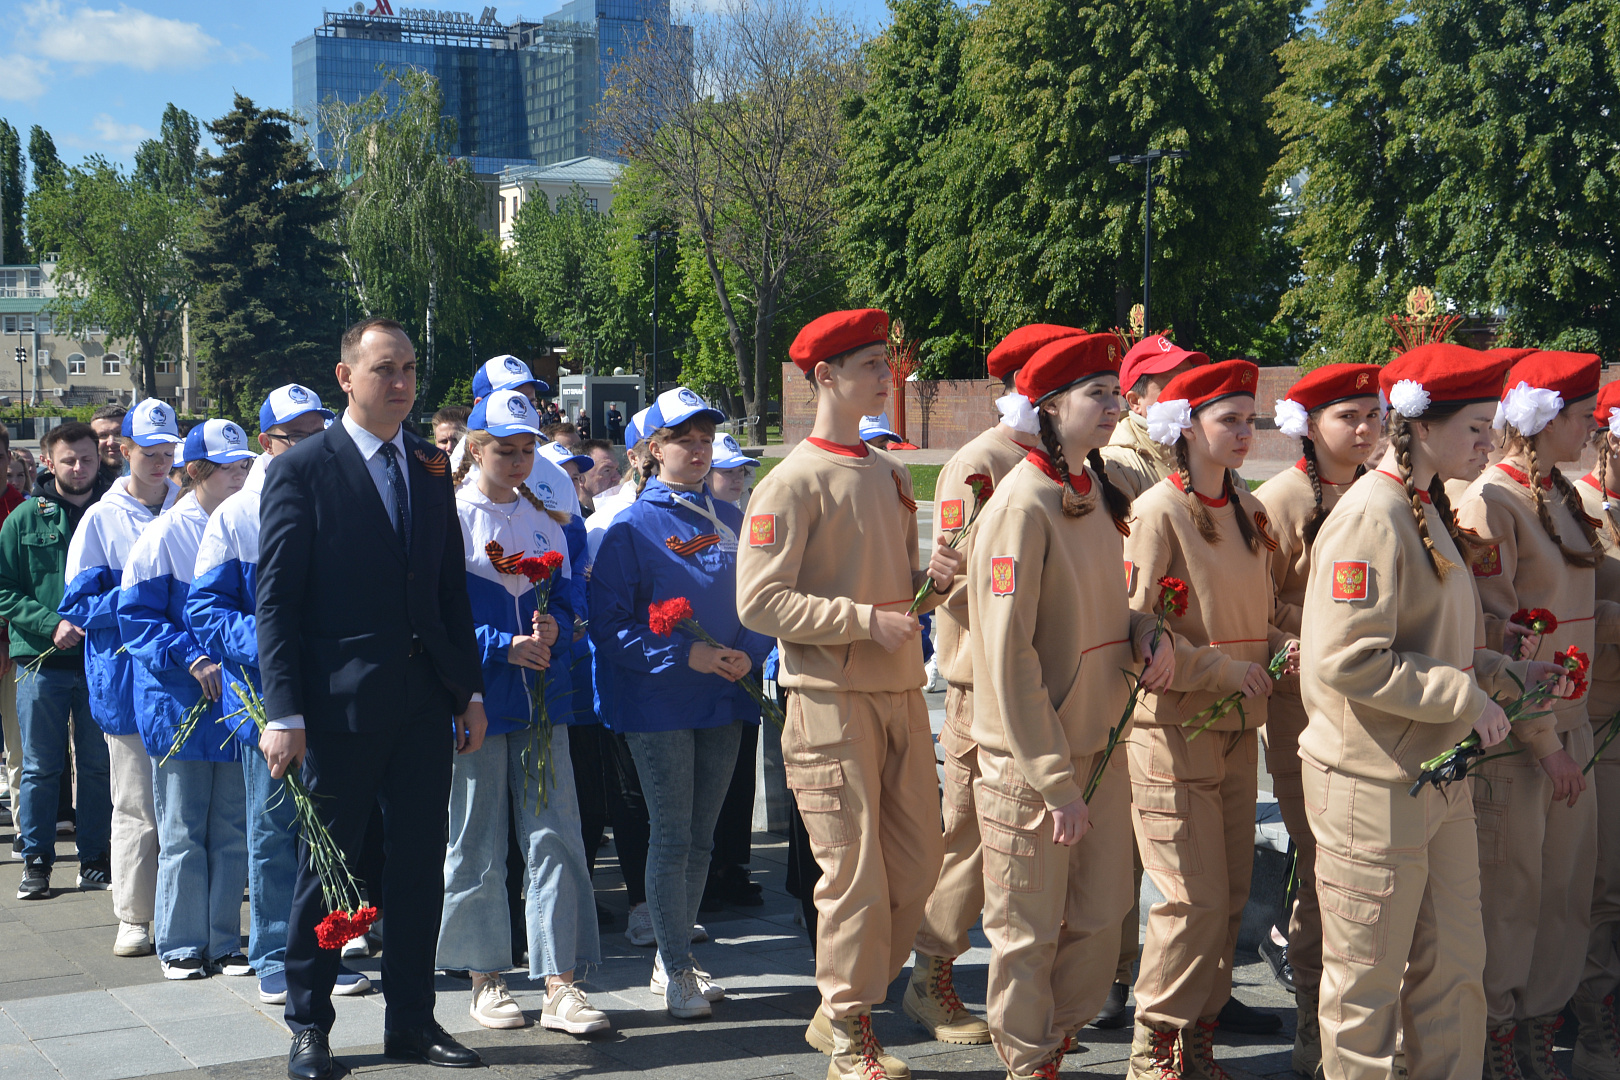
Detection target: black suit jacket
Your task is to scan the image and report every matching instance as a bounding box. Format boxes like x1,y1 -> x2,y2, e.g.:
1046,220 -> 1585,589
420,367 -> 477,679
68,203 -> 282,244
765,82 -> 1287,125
255,417 -> 483,732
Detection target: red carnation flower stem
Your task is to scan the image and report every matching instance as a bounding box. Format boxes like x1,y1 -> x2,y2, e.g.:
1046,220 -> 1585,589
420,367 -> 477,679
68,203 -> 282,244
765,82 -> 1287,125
908,476 -> 994,616
1084,578 -> 1184,801
647,601 -> 784,730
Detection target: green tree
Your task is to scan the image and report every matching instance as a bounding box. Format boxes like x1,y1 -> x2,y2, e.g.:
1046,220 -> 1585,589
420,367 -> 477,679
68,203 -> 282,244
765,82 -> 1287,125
958,0 -> 1301,357
27,159 -> 198,397
135,105 -> 203,199
185,94 -> 344,422
26,125 -> 62,253
320,69 -> 489,411
509,187 -> 636,374
0,121 -> 23,264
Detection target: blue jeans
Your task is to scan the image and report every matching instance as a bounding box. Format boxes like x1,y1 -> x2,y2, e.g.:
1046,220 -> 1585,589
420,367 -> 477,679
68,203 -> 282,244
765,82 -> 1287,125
152,758 -> 249,963
17,666 -> 108,864
437,726 -> 601,977
625,723 -> 744,976
243,750 -> 297,977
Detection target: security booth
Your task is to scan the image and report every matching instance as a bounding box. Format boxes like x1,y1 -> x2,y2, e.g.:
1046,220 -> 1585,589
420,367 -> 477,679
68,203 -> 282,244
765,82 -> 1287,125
558,375 -> 644,445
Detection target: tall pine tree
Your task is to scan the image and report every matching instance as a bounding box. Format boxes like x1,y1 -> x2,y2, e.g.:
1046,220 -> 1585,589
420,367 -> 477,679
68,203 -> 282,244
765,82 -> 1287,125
185,95 -> 343,423
0,121 -> 23,264
26,125 -> 61,253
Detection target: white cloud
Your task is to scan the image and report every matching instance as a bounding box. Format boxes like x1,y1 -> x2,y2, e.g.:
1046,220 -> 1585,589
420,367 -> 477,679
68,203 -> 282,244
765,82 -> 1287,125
89,113 -> 151,152
0,55 -> 52,101
22,0 -> 220,73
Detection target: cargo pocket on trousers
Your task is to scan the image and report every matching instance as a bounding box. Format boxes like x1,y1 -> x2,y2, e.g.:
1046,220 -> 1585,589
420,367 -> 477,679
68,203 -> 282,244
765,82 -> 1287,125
942,752 -> 974,813
1316,849 -> 1392,966
786,761 -> 856,849
978,784 -> 1045,893
1132,782 -> 1201,878
1471,766 -> 1512,868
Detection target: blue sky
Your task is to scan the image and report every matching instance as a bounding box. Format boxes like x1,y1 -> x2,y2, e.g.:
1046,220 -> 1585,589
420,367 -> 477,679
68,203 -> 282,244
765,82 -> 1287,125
0,0 -> 895,170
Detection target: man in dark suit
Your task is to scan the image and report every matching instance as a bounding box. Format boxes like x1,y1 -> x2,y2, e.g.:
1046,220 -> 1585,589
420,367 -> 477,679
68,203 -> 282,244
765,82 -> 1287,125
257,318 -> 488,1080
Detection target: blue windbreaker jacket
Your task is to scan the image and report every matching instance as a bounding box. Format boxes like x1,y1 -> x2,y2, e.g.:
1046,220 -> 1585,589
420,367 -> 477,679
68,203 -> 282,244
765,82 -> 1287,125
186,455 -> 268,748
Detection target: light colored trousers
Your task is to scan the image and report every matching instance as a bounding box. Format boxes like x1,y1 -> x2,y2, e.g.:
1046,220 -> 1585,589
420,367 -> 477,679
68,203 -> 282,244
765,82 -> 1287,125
912,683 -> 985,959
106,732 -> 158,925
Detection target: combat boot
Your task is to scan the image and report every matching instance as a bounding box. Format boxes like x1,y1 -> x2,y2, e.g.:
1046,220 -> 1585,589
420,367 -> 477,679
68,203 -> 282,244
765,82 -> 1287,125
1181,1016 -> 1233,1080
1292,987 -> 1321,1077
1573,996 -> 1620,1080
807,1009 -> 911,1080
903,953 -> 991,1045
1516,1015 -> 1571,1080
1126,1018 -> 1182,1080
1485,1022 -> 1528,1080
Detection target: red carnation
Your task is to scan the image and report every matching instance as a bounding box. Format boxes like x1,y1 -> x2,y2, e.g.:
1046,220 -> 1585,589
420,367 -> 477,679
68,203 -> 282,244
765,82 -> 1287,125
1156,576 -> 1190,618
1511,608 -> 1559,635
649,597 -> 697,637
517,551 -> 565,585
965,474 -> 994,502
315,911 -> 353,950
1557,646 -> 1591,700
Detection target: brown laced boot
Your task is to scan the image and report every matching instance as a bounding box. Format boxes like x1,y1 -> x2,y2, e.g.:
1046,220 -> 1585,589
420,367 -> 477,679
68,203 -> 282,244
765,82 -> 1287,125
1292,987 -> 1321,1078
1127,1019 -> 1183,1080
1006,1057 -> 1063,1080
903,953 -> 991,1045
1573,996 -> 1620,1080
1485,1022 -> 1528,1080
1516,1015 -> 1571,1080
808,1009 -> 911,1080
1181,1017 -> 1232,1080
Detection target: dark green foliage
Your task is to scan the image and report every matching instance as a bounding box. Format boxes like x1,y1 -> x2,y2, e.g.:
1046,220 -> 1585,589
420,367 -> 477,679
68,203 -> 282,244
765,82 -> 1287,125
0,122 -> 23,263
135,105 -> 203,200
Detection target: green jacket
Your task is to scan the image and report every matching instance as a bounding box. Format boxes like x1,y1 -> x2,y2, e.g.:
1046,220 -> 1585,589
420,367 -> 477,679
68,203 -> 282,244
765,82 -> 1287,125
0,489 -> 81,661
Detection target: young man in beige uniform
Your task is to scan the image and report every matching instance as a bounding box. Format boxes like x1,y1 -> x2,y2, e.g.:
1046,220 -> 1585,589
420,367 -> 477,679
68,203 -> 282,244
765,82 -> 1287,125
737,308 -> 962,1080
1099,335 -> 1210,502
905,323 -> 1083,1047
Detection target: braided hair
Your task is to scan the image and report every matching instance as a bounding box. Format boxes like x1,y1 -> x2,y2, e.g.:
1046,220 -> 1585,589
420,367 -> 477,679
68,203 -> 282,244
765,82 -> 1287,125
1503,427 -> 1603,569
456,430 -> 572,526
1388,411 -> 1462,580
1596,432 -> 1620,547
1299,435 -> 1367,546
1173,435 -> 1261,553
1034,410 -> 1131,532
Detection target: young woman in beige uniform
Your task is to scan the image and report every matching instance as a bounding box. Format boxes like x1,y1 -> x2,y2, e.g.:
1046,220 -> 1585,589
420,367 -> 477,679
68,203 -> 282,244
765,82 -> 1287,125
1255,363 -> 1383,1077
1575,382 -> 1620,1078
1453,350 -> 1620,1080
1123,359 -> 1298,1080
1299,344 -> 1564,1080
968,331 -> 1179,1080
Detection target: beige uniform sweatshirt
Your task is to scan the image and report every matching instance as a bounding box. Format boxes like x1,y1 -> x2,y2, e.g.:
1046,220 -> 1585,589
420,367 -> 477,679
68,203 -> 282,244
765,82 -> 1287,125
736,439 -> 942,694
1454,464 -> 1620,757
1123,474 -> 1291,732
968,457 -> 1165,810
1576,473 -> 1620,720
934,426 -> 1036,689
1299,471 -> 1528,782
1101,412 -> 1179,503
1255,460 -> 1356,637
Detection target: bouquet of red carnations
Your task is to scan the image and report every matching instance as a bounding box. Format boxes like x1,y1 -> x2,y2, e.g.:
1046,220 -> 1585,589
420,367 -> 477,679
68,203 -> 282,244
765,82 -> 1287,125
649,597 -> 784,729
487,542 -> 567,808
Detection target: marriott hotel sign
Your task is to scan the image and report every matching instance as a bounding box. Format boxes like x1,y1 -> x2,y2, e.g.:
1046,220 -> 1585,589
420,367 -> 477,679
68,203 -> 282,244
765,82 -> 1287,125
352,1 -> 504,26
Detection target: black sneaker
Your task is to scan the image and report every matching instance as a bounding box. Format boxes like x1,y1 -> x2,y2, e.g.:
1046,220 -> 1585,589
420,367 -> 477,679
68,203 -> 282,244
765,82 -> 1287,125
17,856 -> 49,899
77,857 -> 112,891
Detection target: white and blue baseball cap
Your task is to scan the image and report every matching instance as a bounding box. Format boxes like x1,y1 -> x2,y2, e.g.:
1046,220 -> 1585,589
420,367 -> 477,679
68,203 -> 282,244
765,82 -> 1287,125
624,406 -> 654,447
539,440 -> 594,475
121,398 -> 182,447
711,431 -> 756,470
859,414 -> 901,442
184,419 -> 256,465
647,386 -> 725,431
258,384 -> 334,433
468,389 -> 544,438
472,354 -> 551,400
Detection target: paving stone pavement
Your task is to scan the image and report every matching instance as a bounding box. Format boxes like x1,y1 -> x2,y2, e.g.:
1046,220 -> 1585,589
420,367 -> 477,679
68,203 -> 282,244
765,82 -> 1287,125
0,799 -> 1315,1080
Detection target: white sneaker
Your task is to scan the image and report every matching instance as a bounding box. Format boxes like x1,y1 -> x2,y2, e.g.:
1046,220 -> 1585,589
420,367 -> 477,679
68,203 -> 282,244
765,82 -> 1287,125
469,972 -> 527,1029
113,921 -> 154,958
161,957 -> 207,981
340,932 -> 372,959
690,923 -> 709,944
541,982 -> 610,1034
664,967 -> 711,1020
626,902 -> 656,947
924,656 -> 942,693
650,951 -> 725,1002
214,952 -> 253,977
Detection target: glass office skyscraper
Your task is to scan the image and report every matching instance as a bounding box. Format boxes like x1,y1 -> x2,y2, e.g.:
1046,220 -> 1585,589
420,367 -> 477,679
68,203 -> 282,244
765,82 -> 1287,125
292,1 -> 683,169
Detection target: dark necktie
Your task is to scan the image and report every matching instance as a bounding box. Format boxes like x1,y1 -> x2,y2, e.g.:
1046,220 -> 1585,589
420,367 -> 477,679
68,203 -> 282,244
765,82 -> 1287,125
380,442 -> 411,555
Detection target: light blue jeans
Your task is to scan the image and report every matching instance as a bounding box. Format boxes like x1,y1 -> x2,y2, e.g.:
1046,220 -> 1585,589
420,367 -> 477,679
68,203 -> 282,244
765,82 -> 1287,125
152,758 -> 248,964
437,726 -> 601,977
242,749 -> 297,977
625,723 -> 744,976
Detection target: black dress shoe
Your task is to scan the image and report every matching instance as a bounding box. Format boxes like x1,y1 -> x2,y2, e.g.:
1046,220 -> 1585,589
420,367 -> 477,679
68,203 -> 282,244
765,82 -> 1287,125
1258,936 -> 1295,993
1091,981 -> 1131,1029
382,1022 -> 481,1068
1216,995 -> 1284,1034
287,1028 -> 334,1080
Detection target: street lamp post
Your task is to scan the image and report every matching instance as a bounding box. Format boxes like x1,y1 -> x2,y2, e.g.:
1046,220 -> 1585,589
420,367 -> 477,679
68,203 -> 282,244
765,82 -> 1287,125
635,228 -> 669,394
12,344 -> 24,420
1107,149 -> 1189,332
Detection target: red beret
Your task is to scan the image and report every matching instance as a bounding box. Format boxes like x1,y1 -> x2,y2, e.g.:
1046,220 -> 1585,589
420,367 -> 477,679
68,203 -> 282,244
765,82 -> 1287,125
1379,343 -> 1515,413
789,309 -> 889,373
1015,333 -> 1125,403
1279,363 -> 1382,413
1596,380 -> 1620,426
1157,359 -> 1260,413
1504,351 -> 1600,404
987,324 -> 1086,380
1119,334 -> 1210,394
